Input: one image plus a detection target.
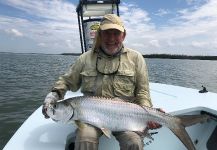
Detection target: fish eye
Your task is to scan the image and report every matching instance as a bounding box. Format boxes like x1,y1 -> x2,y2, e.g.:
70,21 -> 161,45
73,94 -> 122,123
53,104 -> 57,108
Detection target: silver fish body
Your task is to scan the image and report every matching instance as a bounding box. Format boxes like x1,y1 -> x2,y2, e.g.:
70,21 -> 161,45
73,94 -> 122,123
46,96 -> 210,150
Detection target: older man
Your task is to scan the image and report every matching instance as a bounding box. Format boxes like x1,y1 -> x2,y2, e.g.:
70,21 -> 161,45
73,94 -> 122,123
43,14 -> 160,150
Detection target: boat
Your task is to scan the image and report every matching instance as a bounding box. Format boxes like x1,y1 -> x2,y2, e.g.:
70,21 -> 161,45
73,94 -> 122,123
3,0 -> 217,150
3,83 -> 217,150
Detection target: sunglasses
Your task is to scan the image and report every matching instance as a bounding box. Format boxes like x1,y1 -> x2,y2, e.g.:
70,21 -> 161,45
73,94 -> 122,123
96,53 -> 120,75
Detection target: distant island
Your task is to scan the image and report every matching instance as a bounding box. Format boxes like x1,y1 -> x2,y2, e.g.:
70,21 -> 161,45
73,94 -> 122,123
143,54 -> 217,60
61,53 -> 82,56
1,52 -> 216,60
61,53 -> 217,60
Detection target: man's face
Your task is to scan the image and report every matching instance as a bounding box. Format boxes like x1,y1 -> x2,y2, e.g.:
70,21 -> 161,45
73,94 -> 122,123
100,29 -> 126,55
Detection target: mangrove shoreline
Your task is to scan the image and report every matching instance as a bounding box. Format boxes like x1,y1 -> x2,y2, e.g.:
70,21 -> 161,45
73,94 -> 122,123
61,53 -> 217,60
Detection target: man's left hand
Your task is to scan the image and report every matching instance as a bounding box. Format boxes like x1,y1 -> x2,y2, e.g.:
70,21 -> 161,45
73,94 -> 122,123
147,121 -> 162,129
147,108 -> 165,130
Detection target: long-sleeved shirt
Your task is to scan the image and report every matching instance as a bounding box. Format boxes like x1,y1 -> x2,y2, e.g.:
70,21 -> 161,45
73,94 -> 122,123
52,47 -> 152,107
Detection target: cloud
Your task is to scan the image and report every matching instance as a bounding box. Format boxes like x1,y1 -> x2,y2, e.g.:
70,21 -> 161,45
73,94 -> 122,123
3,0 -> 77,22
120,0 -> 217,55
120,3 -> 152,31
5,28 -> 23,37
179,0 -> 217,22
0,0 -> 217,55
191,41 -> 207,48
155,9 -> 170,16
0,0 -> 80,53
149,40 -> 160,48
38,42 -> 46,47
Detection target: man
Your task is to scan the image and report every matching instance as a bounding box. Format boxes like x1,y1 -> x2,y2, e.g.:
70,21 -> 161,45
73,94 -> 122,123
43,14 -> 161,150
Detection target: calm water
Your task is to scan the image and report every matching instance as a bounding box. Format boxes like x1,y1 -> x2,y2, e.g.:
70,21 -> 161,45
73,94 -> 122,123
0,53 -> 217,148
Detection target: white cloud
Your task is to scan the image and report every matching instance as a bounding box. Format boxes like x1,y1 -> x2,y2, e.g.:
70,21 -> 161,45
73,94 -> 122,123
149,40 -> 160,48
120,0 -> 217,55
191,41 -> 207,48
0,0 -> 79,53
120,3 -> 153,32
38,42 -> 46,47
4,0 -> 77,22
5,28 -> 23,37
180,0 -> 217,22
155,9 -> 170,16
0,0 -> 217,55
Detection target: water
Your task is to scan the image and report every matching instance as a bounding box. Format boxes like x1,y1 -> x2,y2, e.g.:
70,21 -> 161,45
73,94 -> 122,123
0,53 -> 217,149
147,58 -> 217,92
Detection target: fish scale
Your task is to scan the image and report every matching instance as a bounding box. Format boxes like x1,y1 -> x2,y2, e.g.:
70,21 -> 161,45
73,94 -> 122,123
74,97 -> 148,131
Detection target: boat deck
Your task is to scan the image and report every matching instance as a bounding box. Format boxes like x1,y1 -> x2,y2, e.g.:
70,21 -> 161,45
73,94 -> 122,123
3,83 -> 217,150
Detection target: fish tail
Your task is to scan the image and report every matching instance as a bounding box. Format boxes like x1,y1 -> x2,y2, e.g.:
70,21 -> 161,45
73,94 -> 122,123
169,114 -> 210,150
178,114 -> 210,127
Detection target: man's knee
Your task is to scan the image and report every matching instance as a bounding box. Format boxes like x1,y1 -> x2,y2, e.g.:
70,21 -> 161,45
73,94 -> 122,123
114,131 -> 144,150
74,124 -> 102,150
124,135 -> 143,150
75,123 -> 102,143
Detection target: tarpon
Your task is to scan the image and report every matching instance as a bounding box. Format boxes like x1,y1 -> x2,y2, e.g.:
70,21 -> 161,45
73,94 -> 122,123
45,96 -> 210,150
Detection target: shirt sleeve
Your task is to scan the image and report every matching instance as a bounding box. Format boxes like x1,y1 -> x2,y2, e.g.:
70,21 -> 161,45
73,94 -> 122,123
135,53 -> 153,107
52,55 -> 84,99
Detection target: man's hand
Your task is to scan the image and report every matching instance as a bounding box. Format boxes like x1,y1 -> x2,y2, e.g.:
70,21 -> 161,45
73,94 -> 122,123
147,108 -> 165,130
147,121 -> 162,129
42,92 -> 59,119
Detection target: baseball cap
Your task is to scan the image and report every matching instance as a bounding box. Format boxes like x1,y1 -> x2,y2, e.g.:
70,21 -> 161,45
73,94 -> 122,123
99,14 -> 125,32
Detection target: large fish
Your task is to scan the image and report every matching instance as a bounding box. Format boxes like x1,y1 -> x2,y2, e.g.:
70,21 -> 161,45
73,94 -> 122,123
45,96 -> 210,150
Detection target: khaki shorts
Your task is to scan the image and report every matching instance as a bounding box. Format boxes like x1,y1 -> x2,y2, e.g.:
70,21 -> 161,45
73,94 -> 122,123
75,123 -> 144,150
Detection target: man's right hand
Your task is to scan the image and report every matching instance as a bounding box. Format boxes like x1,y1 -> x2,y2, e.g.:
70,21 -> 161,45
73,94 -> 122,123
42,92 -> 59,119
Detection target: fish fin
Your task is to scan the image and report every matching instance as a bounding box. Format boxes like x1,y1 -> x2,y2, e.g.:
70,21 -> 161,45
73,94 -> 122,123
112,97 -> 125,102
178,114 -> 210,127
135,127 -> 152,139
169,125 -> 196,150
74,120 -> 85,130
135,131 -> 147,138
135,130 -> 158,141
101,128 -> 112,138
145,132 -> 155,141
140,105 -> 149,113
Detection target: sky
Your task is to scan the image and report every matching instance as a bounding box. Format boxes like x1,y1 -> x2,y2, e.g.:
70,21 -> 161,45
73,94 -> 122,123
0,0 -> 217,55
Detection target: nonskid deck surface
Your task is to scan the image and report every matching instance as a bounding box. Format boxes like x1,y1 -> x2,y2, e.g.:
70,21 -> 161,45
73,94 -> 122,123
3,83 -> 217,150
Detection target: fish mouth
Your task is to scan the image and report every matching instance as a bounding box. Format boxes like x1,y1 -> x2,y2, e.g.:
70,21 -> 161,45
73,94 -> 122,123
47,103 -> 56,115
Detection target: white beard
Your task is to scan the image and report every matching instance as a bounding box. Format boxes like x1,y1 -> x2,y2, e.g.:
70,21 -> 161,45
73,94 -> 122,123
101,44 -> 122,56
